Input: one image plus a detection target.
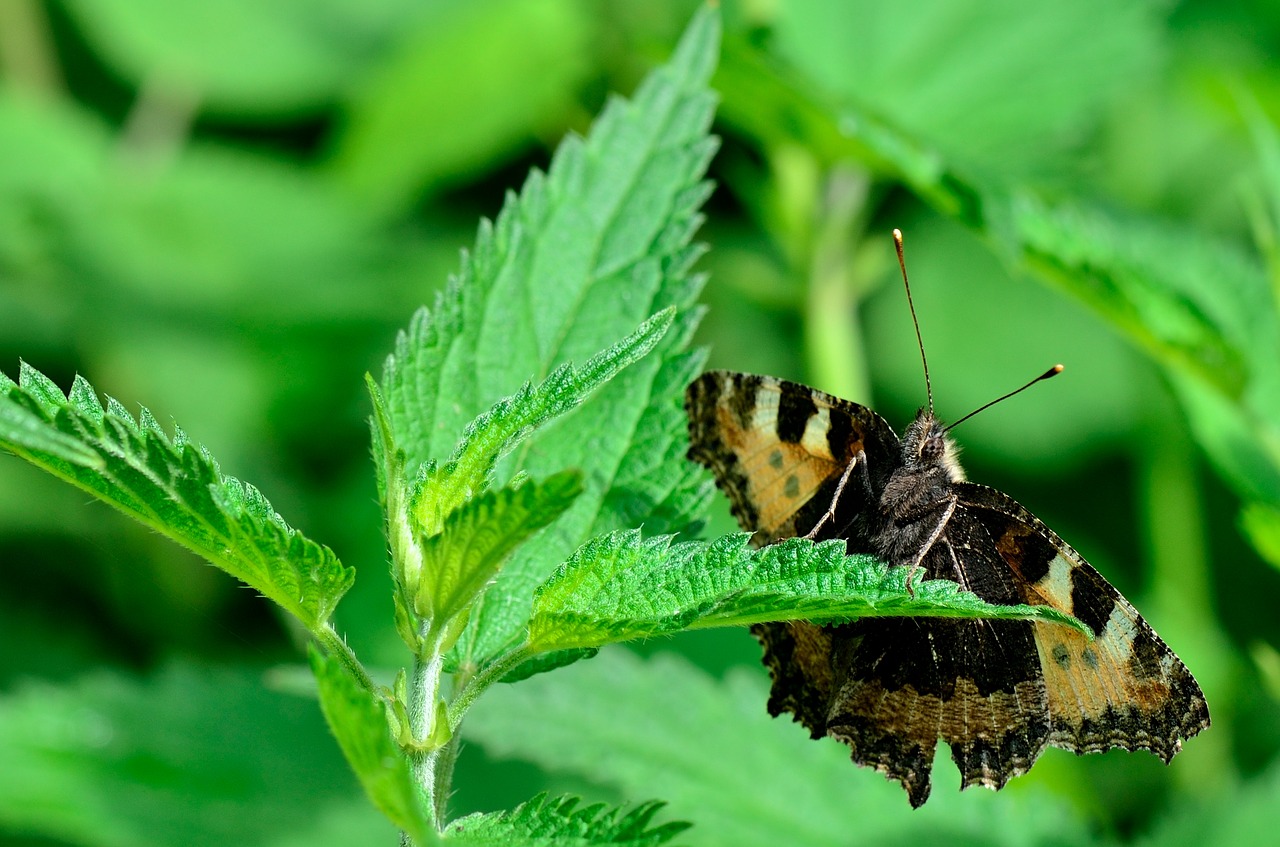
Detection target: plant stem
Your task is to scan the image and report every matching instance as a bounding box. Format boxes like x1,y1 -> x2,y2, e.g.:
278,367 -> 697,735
318,624 -> 378,694
117,72 -> 200,173
1139,403 -> 1236,792
447,644 -> 532,733
805,164 -> 872,402
0,0 -> 62,97
407,623 -> 449,830
430,735 -> 461,825
403,640 -> 535,834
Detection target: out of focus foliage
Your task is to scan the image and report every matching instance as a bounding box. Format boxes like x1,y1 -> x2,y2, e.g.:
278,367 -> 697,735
1,0 -> 1279,844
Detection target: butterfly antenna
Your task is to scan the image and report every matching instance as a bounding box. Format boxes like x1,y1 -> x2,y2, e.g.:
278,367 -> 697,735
893,229 -> 933,414
944,364 -> 1064,433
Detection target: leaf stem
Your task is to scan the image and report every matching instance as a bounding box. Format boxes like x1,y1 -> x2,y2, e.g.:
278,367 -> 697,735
447,643 -> 533,733
318,624 -> 378,694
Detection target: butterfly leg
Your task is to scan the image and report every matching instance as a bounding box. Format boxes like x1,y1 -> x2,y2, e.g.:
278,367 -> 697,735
902,494 -> 957,595
803,448 -> 871,540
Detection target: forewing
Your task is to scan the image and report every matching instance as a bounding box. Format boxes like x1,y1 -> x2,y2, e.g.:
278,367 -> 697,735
956,482 -> 1211,761
686,370 -> 905,793
684,370 -> 898,542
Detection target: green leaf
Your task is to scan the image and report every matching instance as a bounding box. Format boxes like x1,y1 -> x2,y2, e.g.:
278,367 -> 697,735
0,89 -> 436,337
772,64 -> 1280,521
1015,196 -> 1275,403
378,5 -> 721,666
0,662 -> 397,847
1170,371 -> 1280,508
527,532 -> 1088,654
330,0 -> 591,211
60,0 -> 418,116
1014,198 -> 1280,512
0,363 -> 353,635
0,375 -> 102,466
381,311 -> 672,655
412,309 -> 675,536
309,648 -> 433,844
1241,502 -> 1280,574
717,5 -> 1280,532
772,0 -> 1160,180
444,794 -> 688,847
463,649 -> 1092,847
497,647 -> 599,685
418,471 -> 584,625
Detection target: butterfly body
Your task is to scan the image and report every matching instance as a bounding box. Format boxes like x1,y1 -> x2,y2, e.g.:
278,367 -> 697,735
685,370 -> 1209,806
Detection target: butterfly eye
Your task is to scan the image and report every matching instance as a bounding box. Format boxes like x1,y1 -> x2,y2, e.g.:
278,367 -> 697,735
920,437 -> 944,463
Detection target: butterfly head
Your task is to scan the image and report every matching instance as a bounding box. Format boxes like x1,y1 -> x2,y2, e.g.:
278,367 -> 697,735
902,410 -> 966,483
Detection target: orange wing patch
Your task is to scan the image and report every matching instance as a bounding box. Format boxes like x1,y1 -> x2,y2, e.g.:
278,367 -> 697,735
714,392 -> 844,536
973,490 -> 1208,760
685,371 -> 897,542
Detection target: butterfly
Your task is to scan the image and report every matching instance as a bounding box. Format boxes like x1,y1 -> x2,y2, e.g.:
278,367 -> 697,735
683,230 -> 1209,807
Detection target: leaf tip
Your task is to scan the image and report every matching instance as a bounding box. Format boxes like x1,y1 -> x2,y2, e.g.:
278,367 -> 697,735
671,3 -> 722,85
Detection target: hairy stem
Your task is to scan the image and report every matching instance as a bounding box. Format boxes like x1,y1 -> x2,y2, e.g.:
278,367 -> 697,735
407,623 -> 450,831
430,734 -> 462,825
318,624 -> 378,694
447,644 -> 532,733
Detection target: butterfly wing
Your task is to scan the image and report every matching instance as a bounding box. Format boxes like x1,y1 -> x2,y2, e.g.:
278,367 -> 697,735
954,482 -> 1210,759
786,499 -> 1053,807
801,485 -> 1209,806
686,371 -> 1209,807
685,370 -> 904,750
684,370 -> 899,542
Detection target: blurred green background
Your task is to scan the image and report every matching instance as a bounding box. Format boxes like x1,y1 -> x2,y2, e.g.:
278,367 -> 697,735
2,0 -> 1280,844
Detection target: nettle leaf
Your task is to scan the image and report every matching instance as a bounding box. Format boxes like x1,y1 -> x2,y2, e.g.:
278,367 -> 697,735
1015,196 -> 1276,405
378,6 -> 720,666
309,649 -> 433,844
527,532 -> 1087,654
0,362 -> 353,634
380,310 -> 672,654
445,794 -> 688,847
772,0 -> 1159,180
412,309 -> 674,535
464,650 -> 1092,847
498,647 -> 600,685
757,54 -> 1280,528
331,0 -> 592,212
60,0 -> 406,116
1014,197 -> 1280,512
418,471 -> 584,625
0,377 -> 102,466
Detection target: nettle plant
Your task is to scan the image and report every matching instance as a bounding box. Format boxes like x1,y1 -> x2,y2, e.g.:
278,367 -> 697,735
0,10 -> 1082,845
